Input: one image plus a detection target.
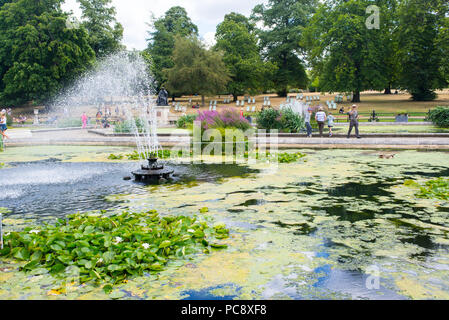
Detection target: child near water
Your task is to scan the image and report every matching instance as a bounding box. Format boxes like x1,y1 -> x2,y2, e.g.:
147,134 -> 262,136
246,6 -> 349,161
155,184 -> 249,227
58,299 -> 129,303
81,112 -> 88,129
327,112 -> 335,137
0,110 -> 9,140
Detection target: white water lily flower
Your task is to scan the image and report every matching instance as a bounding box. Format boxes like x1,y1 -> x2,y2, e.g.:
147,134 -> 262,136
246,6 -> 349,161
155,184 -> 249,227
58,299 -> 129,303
29,230 -> 40,234
114,237 -> 123,244
142,243 -> 150,249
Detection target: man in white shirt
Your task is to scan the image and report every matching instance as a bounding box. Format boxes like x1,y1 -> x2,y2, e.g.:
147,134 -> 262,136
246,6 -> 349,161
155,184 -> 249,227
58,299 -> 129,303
315,107 -> 327,137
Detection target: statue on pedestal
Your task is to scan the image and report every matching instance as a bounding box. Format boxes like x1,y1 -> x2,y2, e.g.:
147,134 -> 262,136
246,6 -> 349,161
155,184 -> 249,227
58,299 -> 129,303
156,87 -> 169,106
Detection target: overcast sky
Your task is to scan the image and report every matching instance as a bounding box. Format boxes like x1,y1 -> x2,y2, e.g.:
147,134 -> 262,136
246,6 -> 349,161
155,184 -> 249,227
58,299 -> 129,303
62,0 -> 265,50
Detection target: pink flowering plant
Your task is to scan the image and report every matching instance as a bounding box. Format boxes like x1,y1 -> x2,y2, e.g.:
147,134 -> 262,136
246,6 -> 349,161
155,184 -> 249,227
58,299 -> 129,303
196,108 -> 252,131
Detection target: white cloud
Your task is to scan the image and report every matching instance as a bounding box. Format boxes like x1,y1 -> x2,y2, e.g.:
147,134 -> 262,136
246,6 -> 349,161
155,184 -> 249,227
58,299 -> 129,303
202,31 -> 216,48
62,0 -> 264,50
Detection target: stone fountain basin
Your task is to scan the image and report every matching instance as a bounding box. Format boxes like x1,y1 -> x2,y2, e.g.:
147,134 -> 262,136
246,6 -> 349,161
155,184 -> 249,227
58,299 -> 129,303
132,158 -> 174,181
131,168 -> 174,178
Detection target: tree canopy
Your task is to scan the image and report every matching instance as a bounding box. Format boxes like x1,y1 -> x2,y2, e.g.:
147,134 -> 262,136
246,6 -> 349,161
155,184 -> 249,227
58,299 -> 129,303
214,13 -> 276,101
145,6 -> 198,90
164,36 -> 230,106
395,0 -> 448,100
304,0 -> 390,102
77,0 -> 124,58
251,0 -> 317,97
0,0 -> 95,105
1,1 -> 448,106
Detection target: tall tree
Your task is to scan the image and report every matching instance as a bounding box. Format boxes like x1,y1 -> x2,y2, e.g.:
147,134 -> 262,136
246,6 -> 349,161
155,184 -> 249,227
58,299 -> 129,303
165,36 -> 230,106
439,8 -> 449,83
214,13 -> 276,101
77,0 -> 123,58
146,6 -> 198,90
396,0 -> 447,100
251,0 -> 316,97
304,0 -> 388,102
379,0 -> 401,94
0,0 -> 95,106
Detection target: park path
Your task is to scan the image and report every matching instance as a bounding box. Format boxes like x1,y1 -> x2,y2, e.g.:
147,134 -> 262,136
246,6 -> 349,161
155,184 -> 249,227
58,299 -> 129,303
3,128 -> 449,150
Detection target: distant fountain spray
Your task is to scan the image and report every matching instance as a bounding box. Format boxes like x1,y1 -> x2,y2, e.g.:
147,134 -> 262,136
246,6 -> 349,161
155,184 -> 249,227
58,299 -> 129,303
51,51 -> 173,181
280,99 -> 308,118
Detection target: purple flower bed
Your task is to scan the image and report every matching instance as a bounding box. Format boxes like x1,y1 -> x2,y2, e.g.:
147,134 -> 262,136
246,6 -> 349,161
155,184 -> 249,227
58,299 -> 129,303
197,108 -> 251,131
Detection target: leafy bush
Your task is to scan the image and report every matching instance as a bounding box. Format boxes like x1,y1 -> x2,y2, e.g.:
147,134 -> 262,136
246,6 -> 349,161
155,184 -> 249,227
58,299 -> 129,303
256,108 -> 282,131
280,108 -> 305,133
0,210 -> 229,291
427,107 -> 449,128
177,114 -> 197,128
57,117 -> 82,128
257,107 -> 305,133
114,119 -> 145,133
6,114 -> 12,126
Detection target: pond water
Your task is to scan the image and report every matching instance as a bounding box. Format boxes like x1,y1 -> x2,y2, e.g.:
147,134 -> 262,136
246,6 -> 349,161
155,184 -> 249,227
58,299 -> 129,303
0,146 -> 448,300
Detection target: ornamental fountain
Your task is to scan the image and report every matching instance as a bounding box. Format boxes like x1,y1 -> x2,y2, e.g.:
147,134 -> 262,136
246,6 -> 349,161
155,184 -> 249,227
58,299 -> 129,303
51,51 -> 174,182
132,157 -> 174,182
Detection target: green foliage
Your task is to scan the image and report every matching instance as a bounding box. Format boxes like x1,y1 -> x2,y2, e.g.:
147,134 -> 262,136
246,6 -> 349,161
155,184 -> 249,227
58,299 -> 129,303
256,107 -> 304,133
146,6 -> 198,89
405,178 -> 449,200
113,119 -> 145,133
0,0 -> 95,105
108,150 -> 179,161
251,0 -> 315,96
439,12 -> 449,83
279,108 -> 305,133
277,152 -> 307,163
164,37 -> 230,104
256,108 -> 282,131
214,13 -> 276,100
427,107 -> 449,128
0,1 -> 13,8
107,153 -> 124,160
176,114 -> 197,128
77,0 -> 124,58
197,109 -> 252,131
304,0 -> 389,102
242,151 -> 307,163
0,210 -> 229,289
57,117 -> 83,128
396,0 -> 448,100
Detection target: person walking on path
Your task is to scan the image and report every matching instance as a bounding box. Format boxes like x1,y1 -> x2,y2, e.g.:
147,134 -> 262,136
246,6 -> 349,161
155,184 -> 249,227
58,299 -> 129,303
95,111 -> 102,129
327,112 -> 335,137
315,107 -> 327,137
305,109 -> 313,137
81,112 -> 88,129
347,105 -> 361,139
0,110 -> 9,140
